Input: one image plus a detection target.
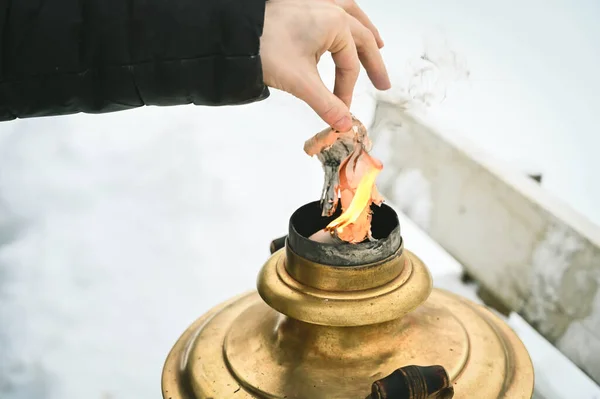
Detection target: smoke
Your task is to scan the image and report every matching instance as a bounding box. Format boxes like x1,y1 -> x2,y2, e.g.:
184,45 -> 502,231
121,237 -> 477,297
367,32 -> 470,231
378,32 -> 470,109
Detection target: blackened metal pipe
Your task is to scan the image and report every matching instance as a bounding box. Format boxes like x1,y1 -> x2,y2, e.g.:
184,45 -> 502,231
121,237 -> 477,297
286,201 -> 402,266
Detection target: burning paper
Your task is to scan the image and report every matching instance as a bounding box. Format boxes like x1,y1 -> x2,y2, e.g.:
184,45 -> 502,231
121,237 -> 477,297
304,116 -> 384,244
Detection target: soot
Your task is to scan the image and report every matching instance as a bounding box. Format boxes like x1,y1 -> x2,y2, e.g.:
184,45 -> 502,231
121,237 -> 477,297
287,201 -> 402,266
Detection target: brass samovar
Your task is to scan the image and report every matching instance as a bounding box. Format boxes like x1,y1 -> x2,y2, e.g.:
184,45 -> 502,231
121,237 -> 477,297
162,201 -> 534,398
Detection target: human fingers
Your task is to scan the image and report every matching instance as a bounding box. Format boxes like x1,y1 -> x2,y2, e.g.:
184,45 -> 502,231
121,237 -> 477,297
290,8 -> 357,131
328,0 -> 384,48
260,0 -> 355,131
343,1 -> 384,48
348,16 -> 390,90
295,66 -> 354,132
329,17 -> 361,108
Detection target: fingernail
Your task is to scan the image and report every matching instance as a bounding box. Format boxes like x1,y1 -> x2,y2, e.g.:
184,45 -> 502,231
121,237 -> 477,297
333,115 -> 352,132
380,78 -> 392,91
373,74 -> 391,91
375,31 -> 384,48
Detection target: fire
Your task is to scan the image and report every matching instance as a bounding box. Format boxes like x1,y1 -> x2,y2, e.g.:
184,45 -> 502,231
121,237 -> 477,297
304,116 -> 385,244
326,154 -> 382,235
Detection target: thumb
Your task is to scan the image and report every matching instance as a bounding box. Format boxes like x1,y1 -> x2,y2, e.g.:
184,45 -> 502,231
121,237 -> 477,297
295,70 -> 354,132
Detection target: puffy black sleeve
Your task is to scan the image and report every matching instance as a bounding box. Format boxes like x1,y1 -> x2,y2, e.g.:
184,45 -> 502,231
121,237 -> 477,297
0,0 -> 270,121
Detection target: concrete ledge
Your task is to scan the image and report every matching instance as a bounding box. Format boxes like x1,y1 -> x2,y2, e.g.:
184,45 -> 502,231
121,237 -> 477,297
369,99 -> 600,383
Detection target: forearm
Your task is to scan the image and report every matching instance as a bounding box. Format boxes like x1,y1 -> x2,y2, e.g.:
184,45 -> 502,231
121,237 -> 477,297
0,0 -> 269,121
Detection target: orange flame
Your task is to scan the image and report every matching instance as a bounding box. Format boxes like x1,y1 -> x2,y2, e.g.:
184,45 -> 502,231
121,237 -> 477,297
326,151 -> 383,242
305,116 -> 384,244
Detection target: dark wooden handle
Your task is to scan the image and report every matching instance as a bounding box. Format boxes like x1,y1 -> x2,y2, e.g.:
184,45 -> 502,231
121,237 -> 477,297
367,365 -> 454,399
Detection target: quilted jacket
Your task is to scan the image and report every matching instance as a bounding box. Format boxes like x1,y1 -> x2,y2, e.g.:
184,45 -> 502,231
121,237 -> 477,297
0,0 -> 270,121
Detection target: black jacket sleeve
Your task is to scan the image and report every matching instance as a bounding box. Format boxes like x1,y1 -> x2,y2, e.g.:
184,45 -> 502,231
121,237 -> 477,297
0,0 -> 270,121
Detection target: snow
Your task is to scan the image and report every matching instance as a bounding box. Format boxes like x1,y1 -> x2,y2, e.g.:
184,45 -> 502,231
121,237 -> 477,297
526,223 -> 586,327
366,0 -> 600,226
0,96 -> 326,399
1,0 -> 600,398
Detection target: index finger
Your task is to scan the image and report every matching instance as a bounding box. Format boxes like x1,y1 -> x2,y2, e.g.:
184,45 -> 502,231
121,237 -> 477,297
345,2 -> 384,48
329,21 -> 360,108
349,16 -> 390,90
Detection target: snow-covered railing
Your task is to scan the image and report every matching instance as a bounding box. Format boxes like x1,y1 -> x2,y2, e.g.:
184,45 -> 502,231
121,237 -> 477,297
369,98 -> 600,384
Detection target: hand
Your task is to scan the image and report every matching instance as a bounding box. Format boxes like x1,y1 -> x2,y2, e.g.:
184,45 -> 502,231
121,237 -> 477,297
325,0 -> 385,49
260,0 -> 390,132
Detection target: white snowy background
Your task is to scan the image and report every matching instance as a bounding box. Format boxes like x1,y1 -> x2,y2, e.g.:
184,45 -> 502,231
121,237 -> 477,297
0,1 -> 599,398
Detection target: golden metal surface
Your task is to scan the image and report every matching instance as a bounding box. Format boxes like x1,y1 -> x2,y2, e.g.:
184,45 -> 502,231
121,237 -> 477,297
259,248 -> 430,327
284,243 -> 405,291
162,248 -> 534,399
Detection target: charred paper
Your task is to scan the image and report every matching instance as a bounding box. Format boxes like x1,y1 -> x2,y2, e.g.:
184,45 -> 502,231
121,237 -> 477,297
304,116 -> 384,244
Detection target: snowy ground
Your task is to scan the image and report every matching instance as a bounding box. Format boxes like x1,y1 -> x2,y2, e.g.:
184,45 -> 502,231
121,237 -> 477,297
1,1 -> 599,398
0,94 -> 329,398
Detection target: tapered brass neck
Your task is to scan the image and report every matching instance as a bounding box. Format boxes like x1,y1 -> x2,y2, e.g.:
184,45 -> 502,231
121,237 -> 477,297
258,242 -> 432,327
